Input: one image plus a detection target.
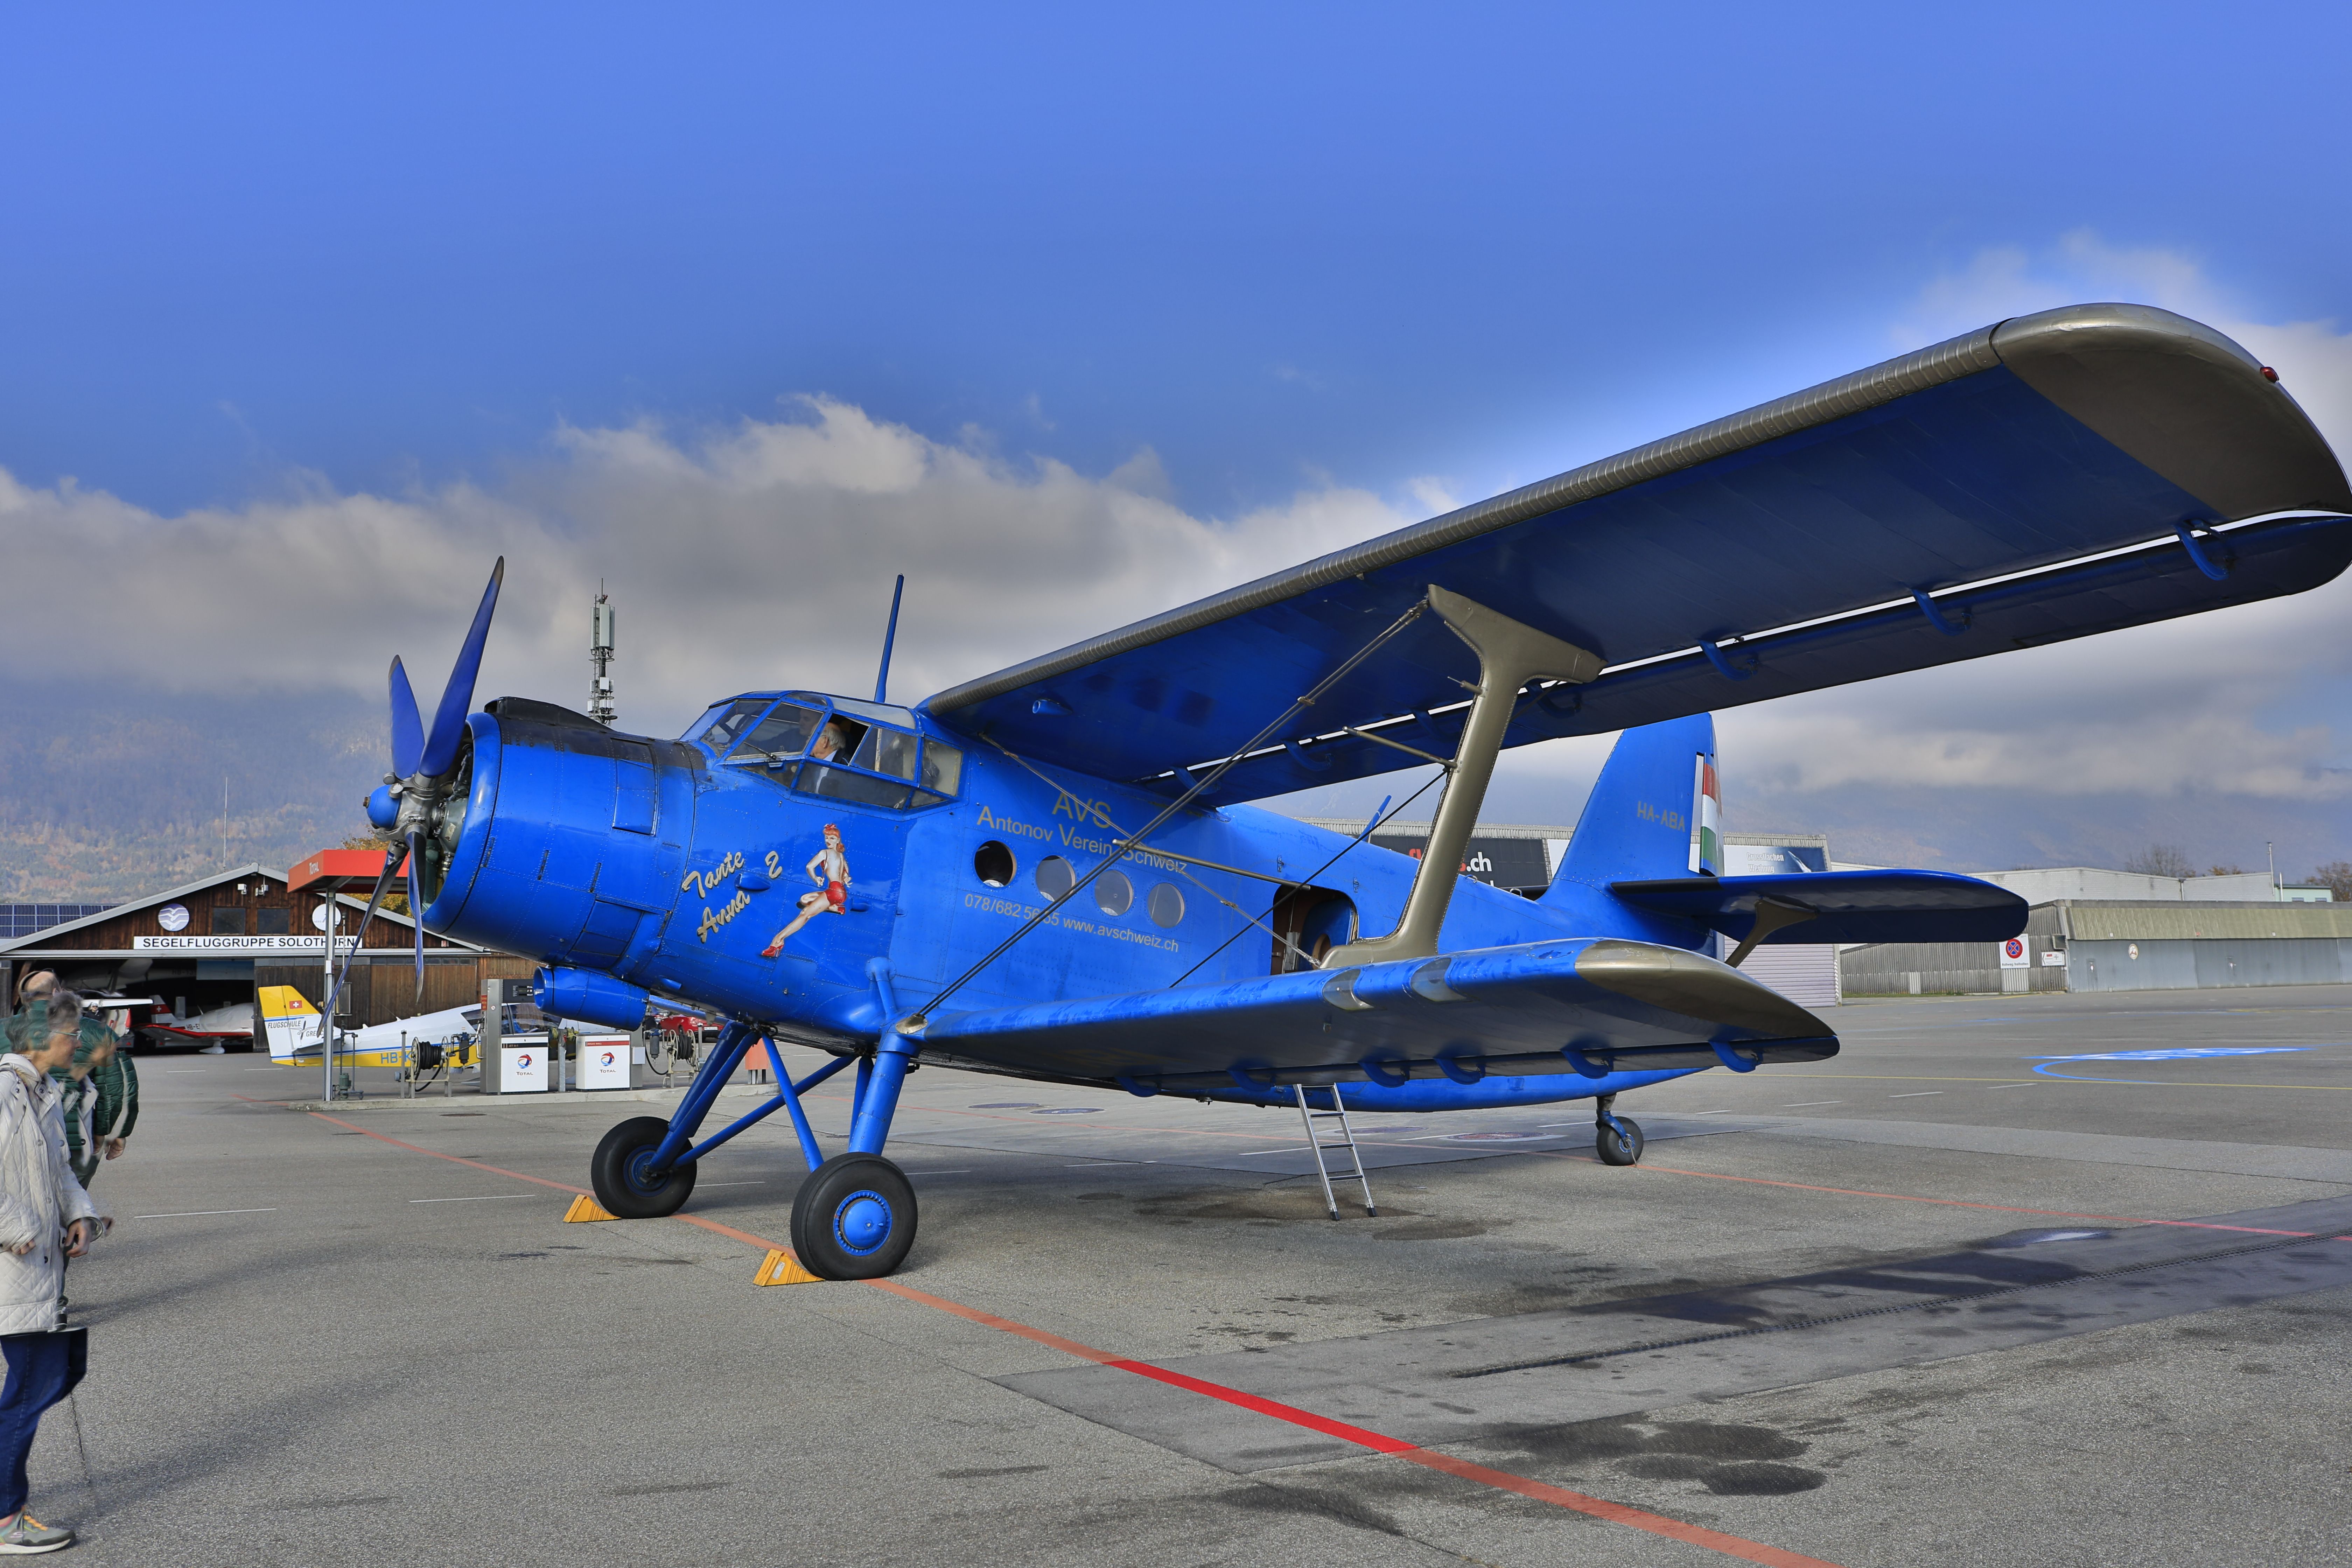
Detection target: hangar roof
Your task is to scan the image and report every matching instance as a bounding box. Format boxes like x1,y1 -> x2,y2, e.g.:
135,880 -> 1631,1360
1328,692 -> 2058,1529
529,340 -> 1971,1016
0,862 -> 481,960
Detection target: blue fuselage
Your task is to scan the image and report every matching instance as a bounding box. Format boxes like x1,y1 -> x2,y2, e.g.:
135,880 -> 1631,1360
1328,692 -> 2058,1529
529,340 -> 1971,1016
421,693 -> 1714,1105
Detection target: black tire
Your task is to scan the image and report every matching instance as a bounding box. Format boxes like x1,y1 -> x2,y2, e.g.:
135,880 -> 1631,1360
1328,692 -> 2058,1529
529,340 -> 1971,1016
790,1153 -> 917,1280
1595,1116 -> 1645,1167
590,1115 -> 699,1218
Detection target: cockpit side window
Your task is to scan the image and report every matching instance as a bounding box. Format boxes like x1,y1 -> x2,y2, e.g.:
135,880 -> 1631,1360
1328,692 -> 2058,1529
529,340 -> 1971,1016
810,715 -> 864,765
919,741 -> 962,797
728,702 -> 824,765
858,727 -> 920,781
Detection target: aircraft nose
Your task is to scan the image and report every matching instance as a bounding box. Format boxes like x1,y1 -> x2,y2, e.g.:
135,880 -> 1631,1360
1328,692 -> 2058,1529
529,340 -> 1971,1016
421,705 -> 685,979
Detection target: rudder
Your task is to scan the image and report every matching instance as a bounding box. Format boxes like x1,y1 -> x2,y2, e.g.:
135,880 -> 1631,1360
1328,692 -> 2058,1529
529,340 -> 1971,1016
255,985 -> 323,1062
1544,714 -> 1718,903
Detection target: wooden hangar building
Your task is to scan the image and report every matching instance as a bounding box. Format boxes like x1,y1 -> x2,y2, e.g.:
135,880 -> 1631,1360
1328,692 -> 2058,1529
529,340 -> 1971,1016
0,856 -> 533,1048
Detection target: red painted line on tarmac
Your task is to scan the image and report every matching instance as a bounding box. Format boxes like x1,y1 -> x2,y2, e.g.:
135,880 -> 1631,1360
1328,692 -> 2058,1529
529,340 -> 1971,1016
254,1095 -> 1849,1565
1105,1360 -> 1416,1452
873,1288 -> 1843,1563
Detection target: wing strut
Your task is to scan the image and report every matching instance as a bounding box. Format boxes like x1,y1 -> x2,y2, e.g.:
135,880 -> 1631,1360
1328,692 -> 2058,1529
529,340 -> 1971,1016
1323,586 -> 1601,967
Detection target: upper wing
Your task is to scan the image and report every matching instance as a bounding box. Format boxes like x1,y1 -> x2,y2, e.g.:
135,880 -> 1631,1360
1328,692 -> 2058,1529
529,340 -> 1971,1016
923,304 -> 2352,803
1609,870 -> 2028,946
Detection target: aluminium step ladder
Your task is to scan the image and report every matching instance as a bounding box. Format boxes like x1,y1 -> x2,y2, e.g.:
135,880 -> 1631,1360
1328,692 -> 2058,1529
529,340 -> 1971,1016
1293,1085 -> 1376,1219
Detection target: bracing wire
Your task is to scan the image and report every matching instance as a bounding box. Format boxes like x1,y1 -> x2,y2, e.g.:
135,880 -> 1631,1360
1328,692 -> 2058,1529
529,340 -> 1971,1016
906,597 -> 1432,1026
1162,765 -> 1447,989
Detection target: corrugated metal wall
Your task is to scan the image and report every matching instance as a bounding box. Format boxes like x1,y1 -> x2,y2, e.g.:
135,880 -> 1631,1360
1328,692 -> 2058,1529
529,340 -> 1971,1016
1839,940 -> 2005,995
1738,943 -> 1840,1009
2064,938 -> 2352,992
1843,900 -> 2352,995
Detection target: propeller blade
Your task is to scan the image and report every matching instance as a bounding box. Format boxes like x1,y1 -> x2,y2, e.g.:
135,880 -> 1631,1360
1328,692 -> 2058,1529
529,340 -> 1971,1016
321,846 -> 402,1027
389,658 -> 424,779
420,557 -> 505,777
408,831 -> 426,1007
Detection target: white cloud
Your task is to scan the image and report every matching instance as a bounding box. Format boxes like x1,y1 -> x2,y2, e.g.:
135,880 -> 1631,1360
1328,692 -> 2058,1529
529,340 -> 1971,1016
1892,228 -> 2352,455
9,234 -> 2345,845
0,400 -> 1405,740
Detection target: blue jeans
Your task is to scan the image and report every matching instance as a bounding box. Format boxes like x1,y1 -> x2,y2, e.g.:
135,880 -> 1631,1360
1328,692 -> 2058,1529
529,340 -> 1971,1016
0,1331 -> 86,1518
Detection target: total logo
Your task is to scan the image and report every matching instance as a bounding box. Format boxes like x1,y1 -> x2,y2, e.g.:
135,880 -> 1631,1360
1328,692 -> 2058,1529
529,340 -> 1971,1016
515,1054 -> 535,1069
598,1051 -> 617,1068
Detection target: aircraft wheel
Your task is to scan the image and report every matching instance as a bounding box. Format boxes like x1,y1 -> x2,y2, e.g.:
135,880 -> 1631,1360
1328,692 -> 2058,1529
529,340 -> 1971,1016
590,1115 -> 699,1218
1595,1116 -> 1645,1167
790,1153 -> 918,1280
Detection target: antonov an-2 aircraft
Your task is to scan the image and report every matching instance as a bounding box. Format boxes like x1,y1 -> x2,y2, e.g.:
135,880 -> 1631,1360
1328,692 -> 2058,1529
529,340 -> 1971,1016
341,304 -> 2350,1279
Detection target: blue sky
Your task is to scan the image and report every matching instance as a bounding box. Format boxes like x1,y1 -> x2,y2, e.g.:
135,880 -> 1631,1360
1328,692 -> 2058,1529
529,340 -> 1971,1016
4,3 -> 2352,887
10,4 -> 2346,515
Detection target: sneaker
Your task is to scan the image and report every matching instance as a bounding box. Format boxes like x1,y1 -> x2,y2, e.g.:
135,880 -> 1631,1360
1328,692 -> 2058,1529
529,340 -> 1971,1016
0,1511 -> 73,1553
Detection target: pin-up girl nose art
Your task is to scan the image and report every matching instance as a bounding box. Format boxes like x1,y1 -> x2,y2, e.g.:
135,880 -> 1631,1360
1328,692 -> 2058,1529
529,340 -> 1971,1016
761,825 -> 853,958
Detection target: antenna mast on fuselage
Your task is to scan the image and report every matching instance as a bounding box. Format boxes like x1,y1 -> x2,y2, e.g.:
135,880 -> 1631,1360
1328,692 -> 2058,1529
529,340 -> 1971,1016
590,584 -> 616,727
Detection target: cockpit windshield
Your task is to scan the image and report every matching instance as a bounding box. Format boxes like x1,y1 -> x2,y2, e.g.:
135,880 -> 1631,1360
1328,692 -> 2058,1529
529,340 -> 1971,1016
687,699 -> 769,753
733,701 -> 824,763
683,692 -> 961,810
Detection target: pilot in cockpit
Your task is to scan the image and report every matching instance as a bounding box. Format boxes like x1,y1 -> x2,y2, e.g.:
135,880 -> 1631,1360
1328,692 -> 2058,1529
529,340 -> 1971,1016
808,719 -> 851,762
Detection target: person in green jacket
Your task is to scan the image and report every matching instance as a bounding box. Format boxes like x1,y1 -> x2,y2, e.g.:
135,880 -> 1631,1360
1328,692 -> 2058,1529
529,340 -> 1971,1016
50,1019 -> 134,1190
11,975 -> 138,1189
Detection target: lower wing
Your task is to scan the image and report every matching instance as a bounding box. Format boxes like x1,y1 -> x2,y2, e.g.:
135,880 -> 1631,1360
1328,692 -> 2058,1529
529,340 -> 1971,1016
911,937 -> 1836,1092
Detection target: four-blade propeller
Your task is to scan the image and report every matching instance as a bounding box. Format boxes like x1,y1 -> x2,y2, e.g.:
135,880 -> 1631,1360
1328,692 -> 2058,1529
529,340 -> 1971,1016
355,558 -> 505,1010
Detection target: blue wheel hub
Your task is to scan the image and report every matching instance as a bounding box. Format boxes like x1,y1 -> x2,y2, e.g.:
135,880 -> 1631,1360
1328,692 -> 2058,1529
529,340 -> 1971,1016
833,1190 -> 893,1255
626,1148 -> 671,1194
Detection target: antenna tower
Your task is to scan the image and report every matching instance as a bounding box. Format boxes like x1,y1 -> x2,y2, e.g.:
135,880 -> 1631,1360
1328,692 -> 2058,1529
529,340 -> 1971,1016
589,585 -> 617,727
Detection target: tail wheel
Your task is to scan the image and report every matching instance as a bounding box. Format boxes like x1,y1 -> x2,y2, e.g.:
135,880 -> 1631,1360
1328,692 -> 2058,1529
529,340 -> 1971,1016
790,1153 -> 918,1280
590,1115 -> 699,1218
1595,1116 -> 1645,1167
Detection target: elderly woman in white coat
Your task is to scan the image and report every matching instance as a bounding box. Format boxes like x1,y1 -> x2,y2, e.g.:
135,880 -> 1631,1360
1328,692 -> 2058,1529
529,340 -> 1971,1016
0,997 -> 107,1556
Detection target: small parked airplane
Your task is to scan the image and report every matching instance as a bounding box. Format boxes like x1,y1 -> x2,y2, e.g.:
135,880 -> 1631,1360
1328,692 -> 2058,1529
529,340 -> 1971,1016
255,986 -> 480,1068
338,303 -> 2350,1278
137,1000 -> 254,1053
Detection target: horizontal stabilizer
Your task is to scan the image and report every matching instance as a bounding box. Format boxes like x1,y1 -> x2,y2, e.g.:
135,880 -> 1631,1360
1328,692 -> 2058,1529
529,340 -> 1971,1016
1609,869 -> 2027,946
911,937 -> 1835,1092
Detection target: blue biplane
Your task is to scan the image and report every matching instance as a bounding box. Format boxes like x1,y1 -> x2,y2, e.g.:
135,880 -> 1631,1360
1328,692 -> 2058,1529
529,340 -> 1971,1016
352,303 -> 2349,1278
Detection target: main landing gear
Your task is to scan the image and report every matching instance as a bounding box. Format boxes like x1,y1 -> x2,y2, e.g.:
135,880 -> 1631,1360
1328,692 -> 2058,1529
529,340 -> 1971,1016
586,1007 -> 922,1280
1593,1092 -> 1645,1167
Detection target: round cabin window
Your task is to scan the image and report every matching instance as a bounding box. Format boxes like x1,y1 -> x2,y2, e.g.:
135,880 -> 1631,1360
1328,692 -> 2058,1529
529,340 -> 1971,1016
1148,884 -> 1184,928
1094,869 -> 1133,916
1035,855 -> 1075,900
973,841 -> 1015,888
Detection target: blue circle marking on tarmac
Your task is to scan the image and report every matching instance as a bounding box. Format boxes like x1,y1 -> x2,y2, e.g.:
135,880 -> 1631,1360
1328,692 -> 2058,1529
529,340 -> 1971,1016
2027,1045 -> 2317,1083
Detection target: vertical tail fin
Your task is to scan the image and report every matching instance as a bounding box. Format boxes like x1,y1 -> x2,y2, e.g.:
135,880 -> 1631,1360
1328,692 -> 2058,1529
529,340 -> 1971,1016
1544,714 -> 1719,903
255,986 -> 324,1062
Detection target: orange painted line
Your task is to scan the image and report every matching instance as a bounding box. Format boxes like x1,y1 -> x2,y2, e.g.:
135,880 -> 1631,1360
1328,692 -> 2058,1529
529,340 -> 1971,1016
672,1212 -> 792,1250
264,1095 -> 1848,1565
1400,1450 -> 1847,1568
866,1277 -> 1126,1366
294,1107 -> 589,1194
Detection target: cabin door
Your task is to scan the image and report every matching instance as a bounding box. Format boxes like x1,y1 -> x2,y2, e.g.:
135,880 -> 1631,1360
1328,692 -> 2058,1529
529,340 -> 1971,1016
1268,884 -> 1356,973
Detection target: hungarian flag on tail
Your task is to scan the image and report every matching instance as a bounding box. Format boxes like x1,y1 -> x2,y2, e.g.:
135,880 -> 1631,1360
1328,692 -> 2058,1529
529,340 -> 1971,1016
1688,755 -> 1720,875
